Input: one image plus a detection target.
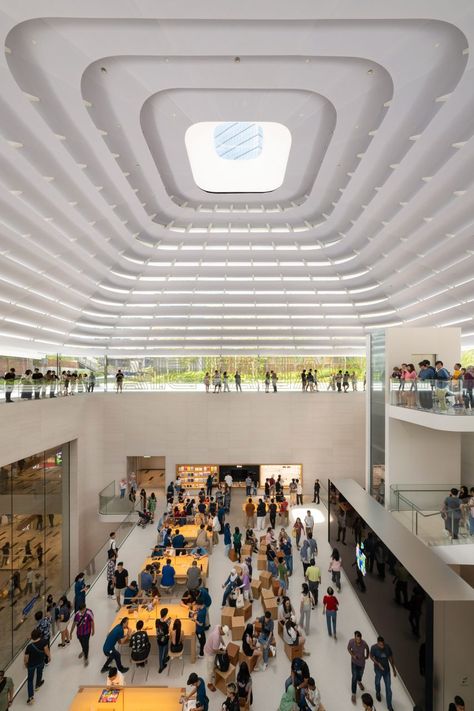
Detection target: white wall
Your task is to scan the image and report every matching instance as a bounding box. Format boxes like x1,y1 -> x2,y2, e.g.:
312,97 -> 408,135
386,417 -> 461,492
0,392 -> 366,571
461,433 -> 474,484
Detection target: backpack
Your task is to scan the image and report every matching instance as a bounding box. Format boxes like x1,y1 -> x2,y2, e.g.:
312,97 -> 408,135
215,652 -> 230,672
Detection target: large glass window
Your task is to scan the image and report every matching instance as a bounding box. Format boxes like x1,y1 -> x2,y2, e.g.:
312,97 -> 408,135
0,444 -> 70,669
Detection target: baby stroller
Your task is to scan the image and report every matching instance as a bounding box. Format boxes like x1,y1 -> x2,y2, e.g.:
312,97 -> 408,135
137,510 -> 153,528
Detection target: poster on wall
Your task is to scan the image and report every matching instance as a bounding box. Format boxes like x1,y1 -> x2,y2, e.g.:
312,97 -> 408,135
260,464 -> 302,487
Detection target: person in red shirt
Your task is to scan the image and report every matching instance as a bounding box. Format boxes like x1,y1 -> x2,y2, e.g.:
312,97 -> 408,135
322,586 -> 339,640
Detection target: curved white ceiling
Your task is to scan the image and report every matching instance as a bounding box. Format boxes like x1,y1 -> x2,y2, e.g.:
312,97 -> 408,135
0,2 -> 474,356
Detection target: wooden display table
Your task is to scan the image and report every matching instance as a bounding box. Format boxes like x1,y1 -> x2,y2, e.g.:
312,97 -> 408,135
163,524 -> 201,543
142,554 -> 209,584
110,604 -> 196,662
69,686 -> 184,711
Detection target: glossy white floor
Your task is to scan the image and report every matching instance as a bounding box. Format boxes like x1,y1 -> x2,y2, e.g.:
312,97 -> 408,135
12,491 -> 414,711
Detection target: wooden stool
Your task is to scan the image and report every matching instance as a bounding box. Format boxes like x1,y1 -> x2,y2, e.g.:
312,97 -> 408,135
226,641 -> 240,667
167,649 -> 184,676
284,641 -> 304,661
130,657 -> 149,682
215,663 -> 236,694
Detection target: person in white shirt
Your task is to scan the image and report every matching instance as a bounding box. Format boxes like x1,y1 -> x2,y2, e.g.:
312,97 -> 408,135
106,667 -> 125,687
304,511 -> 314,538
212,514 -> 220,545
296,482 -> 303,505
224,473 -> 233,502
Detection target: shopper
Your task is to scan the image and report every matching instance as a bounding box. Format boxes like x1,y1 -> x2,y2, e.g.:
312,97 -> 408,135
129,620 -> 151,667
271,371 -> 278,392
256,499 -> 266,531
24,628 -> 50,705
233,527 -> 242,563
184,672 -> 209,711
322,586 -> 339,639
347,630 -> 369,704
361,692 -> 375,710
370,636 -> 396,711
235,371 -> 242,392
328,548 -> 342,593
256,611 -> 274,671
57,596 -> 72,647
305,559 -> 321,607
192,601 -> 207,657
155,607 -> 171,673
293,517 -> 304,549
299,583 -> 312,636
70,602 -> 95,666
4,368 -> 16,403
115,369 -> 124,392
296,481 -> 303,506
73,572 -> 88,612
113,562 -> 129,611
313,479 -> 320,504
304,511 -> 314,538
204,624 -> 228,691
101,617 -> 129,674
106,553 -> 116,598
236,661 -> 252,707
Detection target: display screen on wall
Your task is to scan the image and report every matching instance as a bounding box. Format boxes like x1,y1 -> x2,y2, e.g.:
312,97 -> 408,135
260,464 -> 302,487
219,465 -> 259,485
328,481 -> 433,710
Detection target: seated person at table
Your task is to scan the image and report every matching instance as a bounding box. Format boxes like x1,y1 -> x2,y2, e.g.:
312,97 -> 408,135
106,667 -> 125,687
187,560 -> 202,591
162,527 -> 172,548
129,620 -> 151,667
170,618 -> 184,653
181,588 -> 199,608
160,559 -> 176,589
151,544 -> 163,558
172,529 -> 186,554
190,546 -> 207,558
196,524 -> 209,549
184,672 -> 209,711
140,565 -> 155,594
123,580 -> 140,607
300,677 -> 321,711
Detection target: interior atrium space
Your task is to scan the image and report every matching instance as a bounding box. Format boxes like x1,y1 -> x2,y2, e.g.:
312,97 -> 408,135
0,3 -> 474,711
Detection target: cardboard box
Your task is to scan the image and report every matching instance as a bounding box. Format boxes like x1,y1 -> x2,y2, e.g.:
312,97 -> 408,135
261,587 -> 274,601
284,641 -> 304,661
226,641 -> 240,667
241,544 -> 253,558
243,601 -> 252,621
259,570 -> 273,589
263,595 -> 278,620
257,555 -> 267,571
250,579 -> 261,599
229,548 -> 237,562
221,607 -> 235,628
234,602 -> 245,617
215,664 -> 236,695
231,615 -> 245,642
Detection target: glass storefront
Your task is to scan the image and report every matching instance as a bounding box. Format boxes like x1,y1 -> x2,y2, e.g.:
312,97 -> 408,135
0,444 -> 70,669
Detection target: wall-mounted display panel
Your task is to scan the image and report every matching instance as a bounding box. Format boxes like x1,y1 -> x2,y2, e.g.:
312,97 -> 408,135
260,464 -> 302,487
176,464 -> 218,489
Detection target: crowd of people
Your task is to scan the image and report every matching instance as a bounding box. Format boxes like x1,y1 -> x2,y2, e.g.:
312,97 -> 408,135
1,368 -> 129,402
6,474 -> 468,711
391,360 -> 473,409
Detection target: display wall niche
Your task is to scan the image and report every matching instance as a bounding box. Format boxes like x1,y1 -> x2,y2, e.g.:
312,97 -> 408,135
176,464 -> 218,489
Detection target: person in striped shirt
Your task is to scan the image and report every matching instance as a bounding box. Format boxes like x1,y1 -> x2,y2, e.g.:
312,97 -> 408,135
70,603 -> 95,666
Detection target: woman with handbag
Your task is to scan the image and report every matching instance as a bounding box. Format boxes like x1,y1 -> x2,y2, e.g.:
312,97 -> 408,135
328,548 -> 342,593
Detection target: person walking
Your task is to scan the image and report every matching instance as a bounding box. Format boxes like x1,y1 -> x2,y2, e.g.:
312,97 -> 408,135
271,371 -> 278,392
57,596 -> 72,647
106,553 -> 116,598
256,499 -> 266,531
442,488 -> 462,540
192,601 -> 207,657
305,559 -> 321,608
155,607 -> 171,673
296,481 -> 303,506
304,510 -> 314,538
223,372 -> 230,392
293,517 -> 304,550
299,583 -> 312,636
370,636 -> 396,711
74,572 -> 88,612
4,368 -> 16,403
101,617 -> 129,674
322,586 -> 339,640
113,562 -> 129,611
313,479 -> 320,504
235,371 -> 242,392
328,548 -> 342,593
206,473 -> 213,498
70,602 -> 95,666
204,624 -> 228,691
24,628 -> 50,705
269,499 -> 277,529
233,527 -> 242,563
347,630 -> 369,704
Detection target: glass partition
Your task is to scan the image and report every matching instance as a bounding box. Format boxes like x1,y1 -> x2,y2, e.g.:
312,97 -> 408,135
369,331 -> 386,502
0,444 -> 70,670
389,378 -> 474,415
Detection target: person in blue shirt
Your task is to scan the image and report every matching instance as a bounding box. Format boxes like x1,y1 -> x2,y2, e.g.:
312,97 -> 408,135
223,523 -> 232,556
370,636 -> 396,711
101,618 -> 129,674
140,565 -> 154,593
172,529 -> 186,555
196,586 -> 212,630
280,536 -> 293,576
73,572 -> 88,612
163,527 -> 172,548
192,601 -> 207,656
151,544 -> 163,558
160,559 -> 176,588
185,673 -> 209,711
123,581 -> 139,606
